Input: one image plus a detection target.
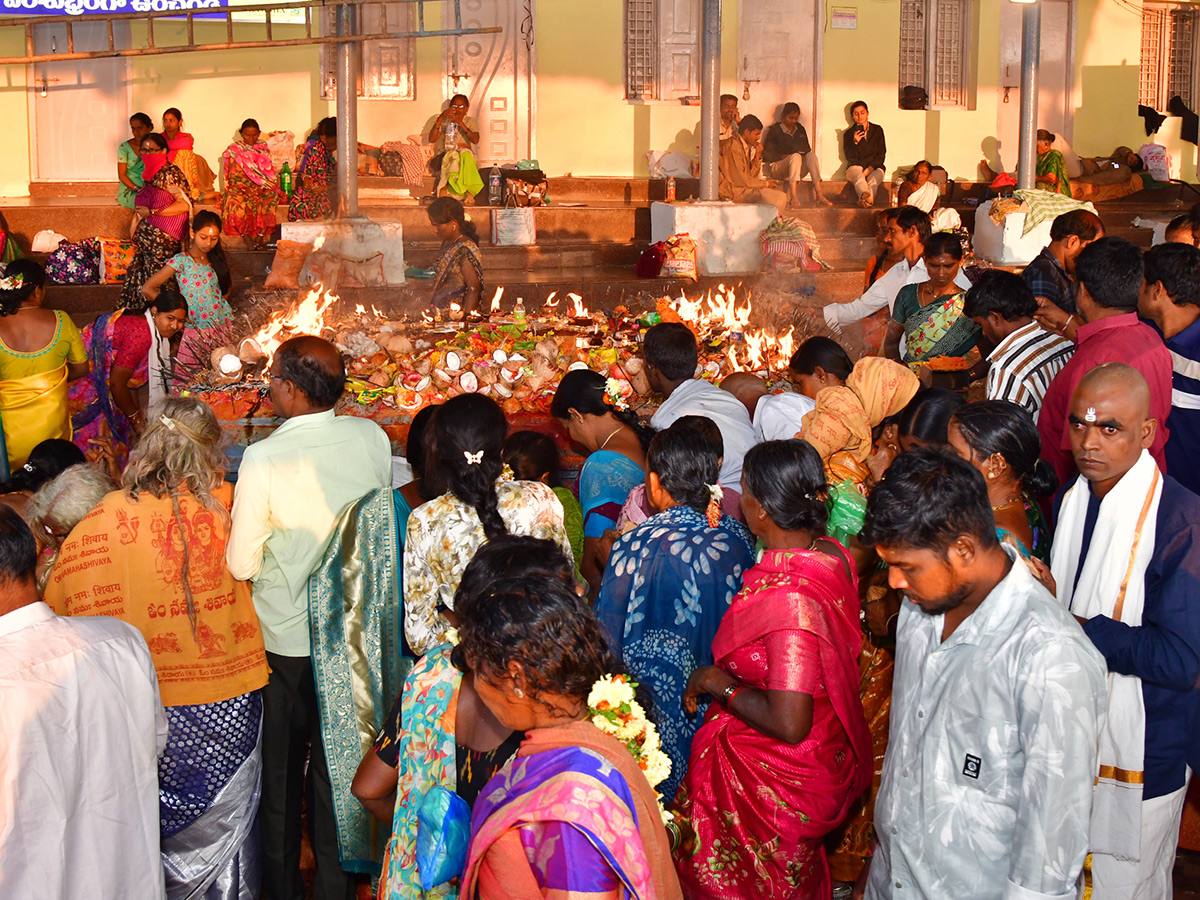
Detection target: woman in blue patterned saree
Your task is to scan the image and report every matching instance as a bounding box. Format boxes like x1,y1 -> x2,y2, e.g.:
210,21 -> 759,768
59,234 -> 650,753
595,420 -> 756,798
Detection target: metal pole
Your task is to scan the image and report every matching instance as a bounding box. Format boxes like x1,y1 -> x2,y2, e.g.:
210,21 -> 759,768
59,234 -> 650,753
1016,1 -> 1041,191
698,0 -> 721,201
336,2 -> 359,217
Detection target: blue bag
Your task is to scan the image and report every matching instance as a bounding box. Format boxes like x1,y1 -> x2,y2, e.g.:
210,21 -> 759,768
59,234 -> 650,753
415,785 -> 472,890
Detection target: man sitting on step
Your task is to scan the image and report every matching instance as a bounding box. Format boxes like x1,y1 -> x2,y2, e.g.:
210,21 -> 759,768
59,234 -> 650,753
718,115 -> 788,216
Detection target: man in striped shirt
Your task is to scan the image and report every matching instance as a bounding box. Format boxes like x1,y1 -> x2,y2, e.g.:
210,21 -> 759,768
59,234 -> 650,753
1138,241 -> 1200,496
965,270 -> 1073,422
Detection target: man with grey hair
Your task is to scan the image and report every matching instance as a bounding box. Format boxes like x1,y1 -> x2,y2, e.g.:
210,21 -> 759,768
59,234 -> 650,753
27,463 -> 116,556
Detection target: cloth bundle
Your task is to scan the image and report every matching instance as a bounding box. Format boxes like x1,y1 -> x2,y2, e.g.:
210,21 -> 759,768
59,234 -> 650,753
759,216 -> 825,273
1013,189 -> 1096,236
45,238 -> 100,285
98,238 -> 135,284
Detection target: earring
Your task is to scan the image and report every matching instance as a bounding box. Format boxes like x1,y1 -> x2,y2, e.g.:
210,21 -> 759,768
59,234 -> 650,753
988,472 -> 996,480
514,688 -> 524,697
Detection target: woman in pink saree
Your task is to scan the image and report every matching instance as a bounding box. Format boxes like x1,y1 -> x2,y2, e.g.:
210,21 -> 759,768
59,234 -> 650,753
674,439 -> 872,899
221,118 -> 282,249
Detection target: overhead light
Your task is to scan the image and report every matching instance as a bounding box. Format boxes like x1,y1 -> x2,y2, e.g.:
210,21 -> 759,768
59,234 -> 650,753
1010,0 -> 1038,4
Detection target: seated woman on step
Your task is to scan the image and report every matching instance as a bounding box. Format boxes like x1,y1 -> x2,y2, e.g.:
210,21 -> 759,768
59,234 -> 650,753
161,107 -> 218,203
428,197 -> 484,319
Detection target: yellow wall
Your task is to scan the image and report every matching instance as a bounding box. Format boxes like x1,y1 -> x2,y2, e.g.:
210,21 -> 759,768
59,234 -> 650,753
533,0 -> 739,176
1072,0 -> 1197,182
0,26 -> 31,196
1,0 -> 1197,191
817,0 -> 1005,181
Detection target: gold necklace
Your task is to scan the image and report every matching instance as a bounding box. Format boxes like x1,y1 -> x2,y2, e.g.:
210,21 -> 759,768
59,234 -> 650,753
598,426 -> 622,451
992,495 -> 1021,512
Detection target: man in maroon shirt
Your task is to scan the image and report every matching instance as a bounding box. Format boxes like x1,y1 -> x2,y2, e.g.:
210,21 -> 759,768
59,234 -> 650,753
1038,236 -> 1172,485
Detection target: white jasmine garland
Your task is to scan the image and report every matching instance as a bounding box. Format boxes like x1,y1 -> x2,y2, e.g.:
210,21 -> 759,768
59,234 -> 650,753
586,674 -> 674,822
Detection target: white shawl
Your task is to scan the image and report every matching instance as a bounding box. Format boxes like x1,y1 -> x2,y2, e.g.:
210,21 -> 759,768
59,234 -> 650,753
144,308 -> 174,412
905,180 -> 939,212
1050,450 -> 1161,861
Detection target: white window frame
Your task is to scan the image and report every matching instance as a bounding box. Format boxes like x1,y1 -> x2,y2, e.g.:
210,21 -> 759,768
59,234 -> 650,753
898,0 -> 973,111
320,2 -> 416,101
1140,1 -> 1199,112
624,0 -> 700,102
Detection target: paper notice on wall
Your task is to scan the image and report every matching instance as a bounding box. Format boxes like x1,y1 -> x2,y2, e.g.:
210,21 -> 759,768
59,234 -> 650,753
831,7 -> 857,29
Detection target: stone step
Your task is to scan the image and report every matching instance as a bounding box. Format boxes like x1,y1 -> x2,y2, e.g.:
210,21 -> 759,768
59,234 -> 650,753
1,196 -> 884,255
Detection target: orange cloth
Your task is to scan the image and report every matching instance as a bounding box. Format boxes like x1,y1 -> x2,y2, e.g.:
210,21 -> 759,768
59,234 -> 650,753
43,481 -> 268,707
472,720 -> 684,900
800,357 -> 919,463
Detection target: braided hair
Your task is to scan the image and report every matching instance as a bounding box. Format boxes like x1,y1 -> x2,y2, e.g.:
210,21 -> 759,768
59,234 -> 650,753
646,422 -> 720,515
433,393 -> 509,540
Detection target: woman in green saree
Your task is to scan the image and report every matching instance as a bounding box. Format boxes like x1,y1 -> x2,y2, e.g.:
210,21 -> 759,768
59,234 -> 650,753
1035,128 -> 1072,197
884,232 -> 979,366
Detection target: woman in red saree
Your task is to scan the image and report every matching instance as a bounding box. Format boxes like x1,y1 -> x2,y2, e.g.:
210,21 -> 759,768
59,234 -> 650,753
454,537 -> 683,900
674,439 -> 872,899
221,118 -> 282,248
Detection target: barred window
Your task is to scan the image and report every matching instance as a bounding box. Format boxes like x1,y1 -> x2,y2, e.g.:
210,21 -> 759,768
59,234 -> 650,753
624,0 -> 699,101
1141,2 -> 1198,110
898,0 -> 972,110
320,2 -> 415,101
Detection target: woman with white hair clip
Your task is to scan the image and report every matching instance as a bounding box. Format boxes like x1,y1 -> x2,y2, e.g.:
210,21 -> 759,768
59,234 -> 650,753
42,396 -> 269,900
27,462 -> 116,590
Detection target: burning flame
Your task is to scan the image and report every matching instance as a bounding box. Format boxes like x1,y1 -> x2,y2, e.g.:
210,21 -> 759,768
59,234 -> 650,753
313,235 -> 326,252
543,291 -> 559,310
354,303 -> 366,315
567,292 -> 587,317
663,287 -> 797,375
250,284 -> 339,365
776,326 -> 795,368
490,287 -> 504,313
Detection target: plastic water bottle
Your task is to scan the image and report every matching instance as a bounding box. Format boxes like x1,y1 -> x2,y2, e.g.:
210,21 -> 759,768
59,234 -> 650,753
513,297 -> 526,322
488,168 -> 503,205
279,162 -> 293,198
444,120 -> 459,147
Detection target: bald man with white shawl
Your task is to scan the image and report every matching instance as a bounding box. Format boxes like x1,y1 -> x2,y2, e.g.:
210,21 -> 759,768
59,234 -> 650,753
1047,363 -> 1200,900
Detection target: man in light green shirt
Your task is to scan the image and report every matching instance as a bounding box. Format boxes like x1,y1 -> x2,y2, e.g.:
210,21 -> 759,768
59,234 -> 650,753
228,336 -> 390,900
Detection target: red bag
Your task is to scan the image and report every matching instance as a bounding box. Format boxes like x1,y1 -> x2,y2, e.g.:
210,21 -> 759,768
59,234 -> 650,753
635,241 -> 665,278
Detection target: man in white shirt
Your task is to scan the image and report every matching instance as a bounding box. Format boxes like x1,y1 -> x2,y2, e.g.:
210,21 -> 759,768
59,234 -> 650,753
0,507 -> 167,900
823,207 -> 972,337
644,322 -> 756,496
720,371 -> 816,442
859,449 -> 1106,900
228,336 -> 391,900
964,270 -> 1074,422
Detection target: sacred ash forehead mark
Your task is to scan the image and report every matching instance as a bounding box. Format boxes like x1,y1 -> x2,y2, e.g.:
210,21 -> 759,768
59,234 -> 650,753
1085,407 -> 1098,423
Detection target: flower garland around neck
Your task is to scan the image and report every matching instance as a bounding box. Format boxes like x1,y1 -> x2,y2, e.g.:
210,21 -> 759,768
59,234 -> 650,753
587,674 -> 673,823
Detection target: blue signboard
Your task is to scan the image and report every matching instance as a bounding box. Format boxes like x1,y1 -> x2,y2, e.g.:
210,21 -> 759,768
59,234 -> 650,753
0,0 -> 226,15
